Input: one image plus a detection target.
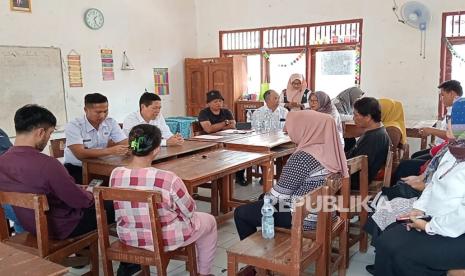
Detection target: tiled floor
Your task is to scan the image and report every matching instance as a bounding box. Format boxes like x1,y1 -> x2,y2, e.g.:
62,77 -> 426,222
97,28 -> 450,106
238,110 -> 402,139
68,179 -> 374,275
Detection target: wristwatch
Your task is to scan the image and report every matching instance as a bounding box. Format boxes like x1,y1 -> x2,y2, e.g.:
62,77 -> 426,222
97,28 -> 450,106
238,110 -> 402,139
224,119 -> 230,125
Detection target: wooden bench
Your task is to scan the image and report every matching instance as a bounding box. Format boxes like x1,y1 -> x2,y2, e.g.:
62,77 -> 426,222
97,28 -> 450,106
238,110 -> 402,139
0,191 -> 99,275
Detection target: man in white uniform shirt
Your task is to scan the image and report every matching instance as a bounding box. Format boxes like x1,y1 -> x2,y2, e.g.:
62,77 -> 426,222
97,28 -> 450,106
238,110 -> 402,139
123,92 -> 184,146
252,89 -> 288,130
64,93 -> 128,184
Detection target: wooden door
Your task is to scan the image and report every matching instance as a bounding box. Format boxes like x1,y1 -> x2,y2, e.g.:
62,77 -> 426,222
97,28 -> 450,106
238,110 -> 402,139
208,63 -> 234,111
185,62 -> 208,116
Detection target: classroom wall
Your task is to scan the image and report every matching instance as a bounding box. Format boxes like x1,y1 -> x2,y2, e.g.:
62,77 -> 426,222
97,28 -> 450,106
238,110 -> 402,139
194,0 -> 465,120
0,0 -> 197,126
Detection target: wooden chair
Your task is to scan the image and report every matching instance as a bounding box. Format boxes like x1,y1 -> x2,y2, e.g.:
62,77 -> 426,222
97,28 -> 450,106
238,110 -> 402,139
49,138 -> 66,158
227,183 -> 340,276
0,191 -> 99,275
302,174 -> 348,275
347,149 -> 394,259
94,186 -> 197,276
346,155 -> 369,256
368,148 -> 394,194
191,121 -> 204,136
274,174 -> 348,274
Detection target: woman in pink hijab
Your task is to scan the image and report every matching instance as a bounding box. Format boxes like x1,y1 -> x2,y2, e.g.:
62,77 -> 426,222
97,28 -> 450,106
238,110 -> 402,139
279,73 -> 311,111
234,110 -> 348,240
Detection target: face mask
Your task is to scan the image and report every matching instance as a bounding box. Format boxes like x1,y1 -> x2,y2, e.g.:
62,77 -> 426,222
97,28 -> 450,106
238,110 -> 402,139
449,139 -> 465,161
439,139 -> 465,179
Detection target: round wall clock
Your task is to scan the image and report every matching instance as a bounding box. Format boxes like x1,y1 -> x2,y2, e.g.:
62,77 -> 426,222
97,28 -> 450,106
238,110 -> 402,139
84,8 -> 104,30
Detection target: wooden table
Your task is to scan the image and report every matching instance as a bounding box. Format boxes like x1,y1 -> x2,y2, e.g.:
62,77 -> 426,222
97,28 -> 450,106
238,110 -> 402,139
223,131 -> 296,185
223,131 -> 293,153
343,120 -> 438,150
188,131 -> 259,143
405,120 -> 438,149
0,243 -> 68,275
153,149 -> 273,221
82,140 -> 219,185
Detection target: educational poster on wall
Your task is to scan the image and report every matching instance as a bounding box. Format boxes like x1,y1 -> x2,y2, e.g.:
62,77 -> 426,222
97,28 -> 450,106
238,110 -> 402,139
67,52 -> 83,87
100,49 -> 114,81
153,68 -> 169,95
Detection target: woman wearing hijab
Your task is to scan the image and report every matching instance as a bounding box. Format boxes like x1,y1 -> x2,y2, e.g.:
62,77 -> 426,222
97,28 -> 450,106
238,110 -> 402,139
309,91 -> 345,147
379,98 -> 407,149
369,98 -> 465,276
279,73 -> 311,111
332,87 -> 364,151
332,87 -> 365,121
234,110 -> 348,240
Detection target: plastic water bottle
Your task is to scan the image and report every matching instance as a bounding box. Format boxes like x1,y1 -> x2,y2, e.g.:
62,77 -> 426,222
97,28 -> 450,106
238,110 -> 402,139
271,112 -> 280,131
253,111 -> 261,132
261,193 -> 275,239
246,109 -> 253,123
263,111 -> 271,133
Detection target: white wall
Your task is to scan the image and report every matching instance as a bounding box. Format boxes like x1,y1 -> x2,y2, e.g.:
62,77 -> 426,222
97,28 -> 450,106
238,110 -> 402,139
194,0 -> 465,120
2,0 -> 465,126
0,0 -> 197,125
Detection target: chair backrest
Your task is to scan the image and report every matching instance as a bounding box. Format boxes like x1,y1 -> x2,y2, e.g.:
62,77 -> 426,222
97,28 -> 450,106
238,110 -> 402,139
49,138 -> 66,158
191,121 -> 204,136
347,154 -> 369,190
383,148 -> 394,187
0,191 -> 50,256
93,187 -> 166,264
290,175 -> 342,274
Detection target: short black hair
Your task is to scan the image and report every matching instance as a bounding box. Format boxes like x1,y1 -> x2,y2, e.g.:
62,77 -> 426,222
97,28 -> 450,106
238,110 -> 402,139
14,104 -> 57,134
139,92 -> 161,110
438,80 -> 463,96
128,124 -> 162,157
263,89 -> 275,101
84,93 -> 108,106
353,97 -> 381,123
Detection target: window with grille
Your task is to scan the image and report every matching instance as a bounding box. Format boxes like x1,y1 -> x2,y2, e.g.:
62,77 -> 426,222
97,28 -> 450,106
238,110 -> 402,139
219,19 -> 362,97
440,11 -> 465,116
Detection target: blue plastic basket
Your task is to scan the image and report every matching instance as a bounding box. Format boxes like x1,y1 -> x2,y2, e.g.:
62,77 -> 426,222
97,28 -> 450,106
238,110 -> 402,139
165,116 -> 198,138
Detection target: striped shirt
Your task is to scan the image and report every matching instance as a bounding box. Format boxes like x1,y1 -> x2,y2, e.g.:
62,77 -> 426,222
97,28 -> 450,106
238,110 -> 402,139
110,167 -> 197,251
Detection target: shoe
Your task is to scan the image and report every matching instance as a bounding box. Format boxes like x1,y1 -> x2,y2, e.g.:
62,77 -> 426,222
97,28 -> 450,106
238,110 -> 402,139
117,262 -> 141,276
365,264 -> 375,275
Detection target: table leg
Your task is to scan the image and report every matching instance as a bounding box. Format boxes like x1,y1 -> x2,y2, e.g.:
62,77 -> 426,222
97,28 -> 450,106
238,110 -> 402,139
82,162 -> 89,185
276,157 -> 283,179
219,176 -> 231,213
246,167 -> 252,184
260,159 -> 274,193
211,180 -> 219,216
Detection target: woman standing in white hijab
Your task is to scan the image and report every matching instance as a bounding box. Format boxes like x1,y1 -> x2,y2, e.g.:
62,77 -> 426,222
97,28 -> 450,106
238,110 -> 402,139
279,73 -> 311,111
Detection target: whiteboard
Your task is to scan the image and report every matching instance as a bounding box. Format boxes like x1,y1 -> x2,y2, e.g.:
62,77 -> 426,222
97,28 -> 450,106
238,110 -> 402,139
0,46 -> 67,136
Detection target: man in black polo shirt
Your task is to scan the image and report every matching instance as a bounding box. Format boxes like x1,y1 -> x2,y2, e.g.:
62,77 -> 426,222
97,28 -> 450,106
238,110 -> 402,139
198,90 -> 247,185
198,90 -> 236,132
346,97 -> 391,189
